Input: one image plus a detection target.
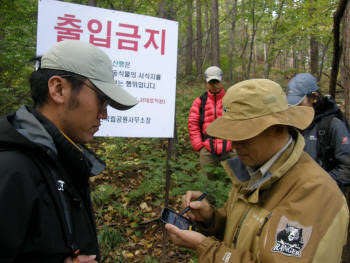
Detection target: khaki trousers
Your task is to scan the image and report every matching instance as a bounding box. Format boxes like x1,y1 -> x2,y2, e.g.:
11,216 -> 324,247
199,147 -> 235,180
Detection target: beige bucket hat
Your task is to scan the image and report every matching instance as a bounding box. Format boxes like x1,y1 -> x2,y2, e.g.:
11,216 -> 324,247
206,79 -> 314,141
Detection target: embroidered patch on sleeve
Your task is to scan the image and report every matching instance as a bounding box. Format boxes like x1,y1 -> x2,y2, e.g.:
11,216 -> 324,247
271,216 -> 312,257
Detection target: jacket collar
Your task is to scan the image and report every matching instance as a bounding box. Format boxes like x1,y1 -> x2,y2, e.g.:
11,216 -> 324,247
207,88 -> 225,99
2,106 -> 105,184
222,130 -> 305,203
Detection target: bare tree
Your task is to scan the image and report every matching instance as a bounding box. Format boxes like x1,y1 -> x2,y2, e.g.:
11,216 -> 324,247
341,1 -> 350,256
330,0 -> 348,98
158,0 -> 175,19
339,5 -> 350,263
310,36 -> 319,77
196,0 -> 203,75
185,0 -> 193,75
247,0 -> 265,78
318,38 -> 331,81
87,0 -> 97,6
210,0 -> 220,66
341,0 -> 350,120
203,0 -> 211,65
263,0 -> 285,78
292,48 -> 298,70
309,0 -> 319,77
225,0 -> 238,81
240,15 -> 249,79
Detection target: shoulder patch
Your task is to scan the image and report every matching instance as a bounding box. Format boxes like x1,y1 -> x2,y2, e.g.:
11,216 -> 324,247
272,216 -> 312,257
342,136 -> 349,145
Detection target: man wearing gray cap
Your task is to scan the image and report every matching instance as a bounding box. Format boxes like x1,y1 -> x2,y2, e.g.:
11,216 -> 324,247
287,73 -> 350,194
166,79 -> 348,262
188,66 -> 233,180
0,40 -> 137,263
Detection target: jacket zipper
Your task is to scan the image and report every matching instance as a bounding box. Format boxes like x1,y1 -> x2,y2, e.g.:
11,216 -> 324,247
214,94 -> 217,153
233,207 -> 251,248
214,94 -> 217,119
257,212 -> 272,236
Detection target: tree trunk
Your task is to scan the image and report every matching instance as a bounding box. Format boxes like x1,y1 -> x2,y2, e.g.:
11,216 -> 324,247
247,0 -> 265,78
158,0 -> 175,19
87,0 -> 97,6
185,0 -> 193,75
241,21 -> 249,79
309,0 -> 319,77
247,0 -> 256,78
203,0 -> 211,65
330,0 -> 348,98
263,43 -> 270,78
302,49 -> 307,70
158,1 -> 167,17
340,25 -> 350,263
196,0 -> 203,76
341,1 -> 350,120
341,0 -> 350,254
263,0 -> 285,79
293,48 -> 298,69
225,0 -> 237,81
253,40 -> 257,77
310,36 -> 319,77
318,38 -> 331,81
210,0 -> 220,66
0,15 -> 4,76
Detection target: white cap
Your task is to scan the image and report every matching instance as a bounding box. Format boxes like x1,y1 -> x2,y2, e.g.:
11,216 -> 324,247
204,66 -> 223,82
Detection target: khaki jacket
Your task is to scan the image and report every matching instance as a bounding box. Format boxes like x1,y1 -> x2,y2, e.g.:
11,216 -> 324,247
196,132 -> 349,263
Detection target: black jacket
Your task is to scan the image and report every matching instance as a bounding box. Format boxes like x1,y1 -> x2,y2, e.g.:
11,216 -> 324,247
0,106 -> 105,263
303,98 -> 350,190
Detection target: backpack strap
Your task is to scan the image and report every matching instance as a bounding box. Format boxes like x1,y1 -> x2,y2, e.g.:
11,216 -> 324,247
317,115 -> 335,171
199,91 -> 208,141
199,91 -> 229,157
221,139 -> 228,156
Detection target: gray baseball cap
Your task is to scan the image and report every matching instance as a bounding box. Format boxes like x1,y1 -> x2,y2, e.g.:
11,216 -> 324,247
41,40 -> 138,110
204,66 -> 223,82
287,73 -> 319,106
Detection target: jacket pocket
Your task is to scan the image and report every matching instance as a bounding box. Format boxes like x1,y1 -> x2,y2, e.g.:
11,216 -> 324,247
235,205 -> 271,254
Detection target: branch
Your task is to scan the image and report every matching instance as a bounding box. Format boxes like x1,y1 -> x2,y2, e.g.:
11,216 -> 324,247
330,0 -> 349,98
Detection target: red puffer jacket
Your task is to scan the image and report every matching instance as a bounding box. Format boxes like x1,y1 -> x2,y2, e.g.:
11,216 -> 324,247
188,89 -> 232,155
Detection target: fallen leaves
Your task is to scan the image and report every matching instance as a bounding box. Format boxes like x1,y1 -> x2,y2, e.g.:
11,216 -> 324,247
90,140 -> 194,262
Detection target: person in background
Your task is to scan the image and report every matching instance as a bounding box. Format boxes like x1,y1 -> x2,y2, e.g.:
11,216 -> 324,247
287,73 -> 350,194
0,40 -> 137,263
188,66 -> 233,180
166,79 -> 349,262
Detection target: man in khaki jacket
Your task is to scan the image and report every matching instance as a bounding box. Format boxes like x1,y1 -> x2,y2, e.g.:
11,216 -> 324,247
166,79 -> 349,262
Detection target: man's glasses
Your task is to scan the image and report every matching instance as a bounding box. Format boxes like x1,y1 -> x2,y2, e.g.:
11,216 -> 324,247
60,74 -> 110,109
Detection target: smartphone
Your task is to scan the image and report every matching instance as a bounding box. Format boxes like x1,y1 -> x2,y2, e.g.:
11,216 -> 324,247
160,207 -> 195,230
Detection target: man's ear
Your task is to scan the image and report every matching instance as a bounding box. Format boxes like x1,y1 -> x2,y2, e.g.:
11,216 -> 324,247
311,91 -> 319,103
47,76 -> 67,105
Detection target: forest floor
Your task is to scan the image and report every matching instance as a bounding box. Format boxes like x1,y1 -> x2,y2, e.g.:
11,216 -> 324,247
91,172 -> 194,262
89,139 -> 197,263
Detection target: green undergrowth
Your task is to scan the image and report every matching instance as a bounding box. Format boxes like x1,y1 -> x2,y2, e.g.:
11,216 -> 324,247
90,80 -> 232,261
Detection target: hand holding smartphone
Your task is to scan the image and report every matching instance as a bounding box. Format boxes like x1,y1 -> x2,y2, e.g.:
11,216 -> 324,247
160,192 -> 208,230
160,207 -> 195,230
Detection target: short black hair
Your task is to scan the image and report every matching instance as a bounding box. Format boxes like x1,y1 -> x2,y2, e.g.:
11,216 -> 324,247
208,79 -> 220,84
306,90 -> 327,113
29,57 -> 85,108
